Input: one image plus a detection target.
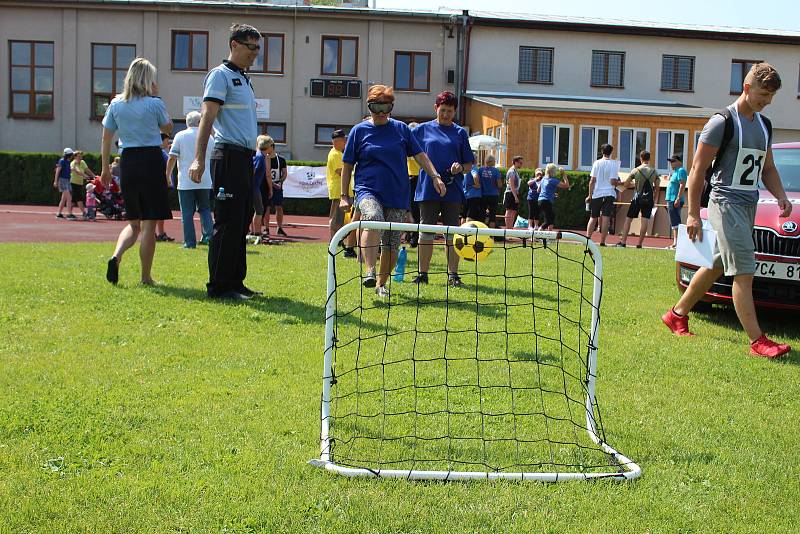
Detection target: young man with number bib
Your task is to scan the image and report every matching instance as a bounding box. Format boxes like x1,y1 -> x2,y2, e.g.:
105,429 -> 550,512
662,63 -> 792,358
190,23 -> 262,300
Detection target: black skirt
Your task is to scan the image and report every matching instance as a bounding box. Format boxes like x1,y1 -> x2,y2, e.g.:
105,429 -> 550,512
120,146 -> 173,221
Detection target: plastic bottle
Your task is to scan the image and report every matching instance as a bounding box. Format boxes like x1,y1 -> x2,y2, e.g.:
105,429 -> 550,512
216,187 -> 227,201
393,247 -> 407,282
585,200 -> 590,212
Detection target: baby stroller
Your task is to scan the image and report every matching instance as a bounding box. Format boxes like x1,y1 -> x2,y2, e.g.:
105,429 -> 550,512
97,190 -> 125,219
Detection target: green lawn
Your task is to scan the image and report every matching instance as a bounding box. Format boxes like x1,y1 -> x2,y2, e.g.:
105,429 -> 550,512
1,240 -> 798,532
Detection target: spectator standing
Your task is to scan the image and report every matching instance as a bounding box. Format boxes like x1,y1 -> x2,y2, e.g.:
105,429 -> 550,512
110,156 -> 121,186
155,134 -> 175,242
664,155 -> 688,249
412,91 -> 474,288
100,57 -> 173,285
526,168 -> 543,229
406,122 -> 421,246
537,164 -> 570,231
477,155 -> 502,227
250,135 -> 273,241
585,144 -> 622,246
70,151 -> 95,219
54,148 -> 74,219
326,129 -> 356,257
464,162 -> 483,222
166,110 -> 214,249
190,23 -> 262,300
616,150 -> 658,248
263,136 -> 288,237
503,156 -> 523,232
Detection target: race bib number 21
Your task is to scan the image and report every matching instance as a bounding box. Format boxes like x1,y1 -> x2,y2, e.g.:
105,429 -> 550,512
730,148 -> 765,191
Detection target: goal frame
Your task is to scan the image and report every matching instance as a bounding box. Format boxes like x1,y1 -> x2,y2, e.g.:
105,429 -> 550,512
311,221 -> 641,482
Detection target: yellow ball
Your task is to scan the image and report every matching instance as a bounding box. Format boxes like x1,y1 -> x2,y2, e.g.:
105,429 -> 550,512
453,221 -> 493,262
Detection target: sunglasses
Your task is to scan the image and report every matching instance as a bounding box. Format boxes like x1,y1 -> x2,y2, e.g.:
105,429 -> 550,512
367,101 -> 394,114
236,40 -> 260,51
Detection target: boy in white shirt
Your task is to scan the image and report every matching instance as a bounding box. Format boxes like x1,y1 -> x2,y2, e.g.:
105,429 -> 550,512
585,144 -> 622,246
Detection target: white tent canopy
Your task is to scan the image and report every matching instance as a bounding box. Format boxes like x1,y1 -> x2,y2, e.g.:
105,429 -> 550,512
469,134 -> 504,151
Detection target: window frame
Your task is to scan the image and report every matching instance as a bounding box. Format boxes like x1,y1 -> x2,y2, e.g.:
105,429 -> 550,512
539,123 -> 573,169
251,33 -> 285,75
655,129 -> 689,172
320,35 -> 359,77
729,59 -> 762,95
260,122 -> 287,144
90,42 -> 136,120
393,51 -> 431,92
315,124 -> 352,146
518,46 -> 554,85
578,125 -> 613,171
9,39 -> 55,119
661,54 -> 695,92
617,127 -> 650,171
171,30 -> 209,72
590,50 -> 625,89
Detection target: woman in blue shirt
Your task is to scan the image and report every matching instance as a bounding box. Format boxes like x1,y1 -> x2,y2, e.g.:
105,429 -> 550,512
412,91 -> 475,287
340,85 -> 440,297
478,155 -> 502,227
526,168 -> 543,229
100,57 -> 172,285
464,156 -> 483,221
537,163 -> 571,230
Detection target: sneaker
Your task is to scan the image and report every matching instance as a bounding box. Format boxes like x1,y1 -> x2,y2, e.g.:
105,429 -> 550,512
209,290 -> 250,301
661,308 -> 693,336
448,274 -> 465,288
164,234 -> 175,242
363,269 -> 377,288
614,242 -> 626,248
277,227 -> 288,237
343,248 -> 357,259
636,245 -> 642,249
412,273 -> 429,284
238,286 -> 263,298
56,213 -> 64,219
750,335 -> 791,359
199,236 -> 211,246
155,233 -> 167,242
182,243 -> 196,249
599,242 -> 607,247
106,257 -> 119,285
375,285 -> 390,298
66,214 -> 77,220
665,245 -> 676,250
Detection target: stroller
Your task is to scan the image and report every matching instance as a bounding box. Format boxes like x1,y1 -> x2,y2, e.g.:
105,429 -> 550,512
90,177 -> 125,219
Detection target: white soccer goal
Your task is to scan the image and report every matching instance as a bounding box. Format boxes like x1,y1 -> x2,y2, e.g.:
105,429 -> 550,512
310,221 -> 641,482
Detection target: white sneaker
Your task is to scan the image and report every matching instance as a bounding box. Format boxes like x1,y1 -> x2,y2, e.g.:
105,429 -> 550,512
376,285 -> 390,298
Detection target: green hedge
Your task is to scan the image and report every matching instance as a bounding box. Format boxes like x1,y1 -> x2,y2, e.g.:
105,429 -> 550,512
0,152 -> 591,227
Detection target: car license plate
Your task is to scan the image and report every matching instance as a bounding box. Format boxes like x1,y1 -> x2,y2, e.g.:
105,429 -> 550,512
754,260 -> 800,281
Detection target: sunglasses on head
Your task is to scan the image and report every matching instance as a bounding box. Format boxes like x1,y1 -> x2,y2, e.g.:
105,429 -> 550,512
367,101 -> 394,114
236,40 -> 260,51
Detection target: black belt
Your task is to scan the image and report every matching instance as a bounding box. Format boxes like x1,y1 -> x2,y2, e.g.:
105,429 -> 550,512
216,143 -> 255,156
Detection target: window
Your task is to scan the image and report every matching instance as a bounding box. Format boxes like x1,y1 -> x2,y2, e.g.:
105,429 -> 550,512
618,128 -> 649,170
661,55 -> 695,91
171,30 -> 208,71
540,124 -> 572,168
730,59 -> 761,94
579,126 -> 612,169
253,33 -> 284,74
591,50 -> 625,88
260,122 -> 287,144
656,130 -> 688,171
91,43 -> 136,118
9,40 -> 54,118
394,51 -> 431,92
518,46 -> 553,84
321,36 -> 358,77
315,124 -> 351,145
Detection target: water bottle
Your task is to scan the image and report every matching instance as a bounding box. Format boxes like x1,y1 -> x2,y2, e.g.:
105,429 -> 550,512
216,187 -> 227,201
585,201 -> 590,212
393,247 -> 407,282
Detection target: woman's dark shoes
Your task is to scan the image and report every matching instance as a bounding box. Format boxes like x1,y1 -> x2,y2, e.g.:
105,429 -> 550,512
106,257 -> 119,285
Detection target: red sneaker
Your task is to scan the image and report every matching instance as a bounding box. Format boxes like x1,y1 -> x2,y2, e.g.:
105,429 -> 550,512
661,308 -> 694,336
750,335 -> 791,359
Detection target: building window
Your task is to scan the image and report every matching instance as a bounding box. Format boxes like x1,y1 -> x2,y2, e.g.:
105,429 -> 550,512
656,130 -> 688,171
394,51 -> 431,92
253,33 -> 284,74
618,128 -> 649,170
661,55 -> 695,92
730,59 -> 761,94
260,122 -> 287,144
540,124 -> 572,168
9,40 -> 54,118
518,46 -> 553,84
591,50 -> 625,88
321,36 -> 358,77
171,30 -> 208,71
579,126 -> 612,169
91,43 -> 136,119
315,124 -> 351,145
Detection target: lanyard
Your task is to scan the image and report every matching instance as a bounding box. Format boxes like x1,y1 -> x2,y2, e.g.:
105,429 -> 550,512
730,106 -> 769,153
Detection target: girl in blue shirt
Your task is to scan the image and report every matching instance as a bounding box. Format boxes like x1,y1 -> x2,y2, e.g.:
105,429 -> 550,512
526,168 -> 543,229
412,91 -> 475,287
478,155 -> 502,227
340,85 -> 440,297
100,57 -> 173,286
537,164 -> 571,230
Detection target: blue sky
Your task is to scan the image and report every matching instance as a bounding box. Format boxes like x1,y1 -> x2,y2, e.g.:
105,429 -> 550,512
376,0 -> 797,32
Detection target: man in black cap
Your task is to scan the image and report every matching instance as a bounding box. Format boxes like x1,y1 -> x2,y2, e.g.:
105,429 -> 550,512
663,153 -> 688,249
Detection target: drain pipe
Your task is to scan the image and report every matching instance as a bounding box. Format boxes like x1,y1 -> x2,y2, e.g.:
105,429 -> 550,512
460,10 -> 472,126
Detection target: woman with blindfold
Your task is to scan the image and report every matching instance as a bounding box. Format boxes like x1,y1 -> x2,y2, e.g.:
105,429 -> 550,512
411,91 -> 475,287
340,85 -> 441,298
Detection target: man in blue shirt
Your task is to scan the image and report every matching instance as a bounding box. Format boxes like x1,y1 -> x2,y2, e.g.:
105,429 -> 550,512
190,23 -> 261,300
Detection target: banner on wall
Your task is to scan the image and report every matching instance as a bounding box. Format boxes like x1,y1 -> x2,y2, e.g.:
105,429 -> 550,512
282,166 -> 329,199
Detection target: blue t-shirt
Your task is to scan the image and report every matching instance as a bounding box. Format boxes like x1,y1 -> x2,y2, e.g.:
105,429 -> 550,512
57,158 -> 71,181
102,96 -> 170,151
413,120 -> 474,204
342,118 -> 422,210
464,171 -> 482,199
538,177 -> 560,202
666,167 -> 688,202
253,152 -> 267,195
526,177 -> 541,201
203,61 -> 258,150
478,166 -> 500,197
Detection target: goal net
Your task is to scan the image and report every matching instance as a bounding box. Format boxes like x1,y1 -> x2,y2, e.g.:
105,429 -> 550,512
311,221 -> 641,482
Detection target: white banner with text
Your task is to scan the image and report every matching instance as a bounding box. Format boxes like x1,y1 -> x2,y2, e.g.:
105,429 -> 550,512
282,166 -> 329,199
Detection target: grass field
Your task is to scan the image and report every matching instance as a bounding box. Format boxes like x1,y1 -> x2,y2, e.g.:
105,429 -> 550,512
1,239 -> 799,532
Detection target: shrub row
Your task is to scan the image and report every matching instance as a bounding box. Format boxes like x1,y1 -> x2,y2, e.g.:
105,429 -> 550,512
0,152 -> 591,228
